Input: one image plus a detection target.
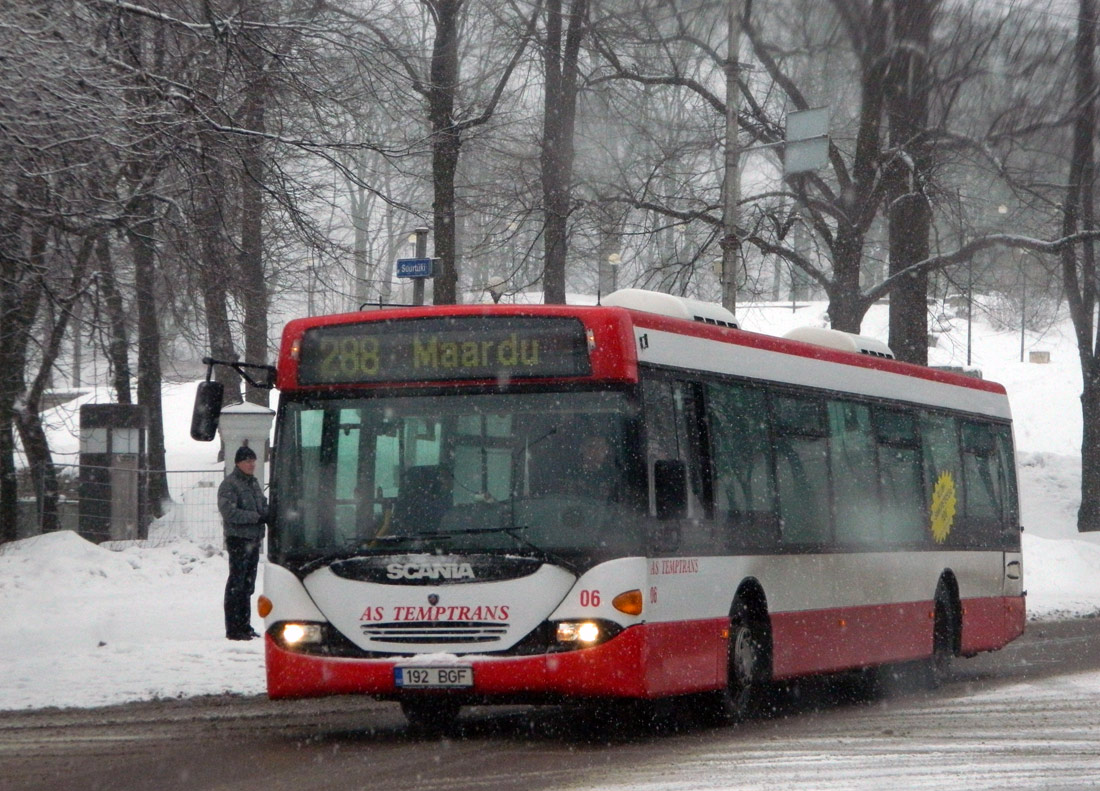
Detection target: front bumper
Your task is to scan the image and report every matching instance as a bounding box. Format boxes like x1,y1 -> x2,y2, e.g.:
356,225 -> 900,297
264,624 -> 649,702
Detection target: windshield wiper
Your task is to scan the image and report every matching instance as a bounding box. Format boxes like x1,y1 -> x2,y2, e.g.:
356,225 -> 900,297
294,527 -> 581,576
445,525 -> 582,576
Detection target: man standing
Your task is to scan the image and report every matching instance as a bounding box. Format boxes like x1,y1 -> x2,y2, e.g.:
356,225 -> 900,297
218,445 -> 267,640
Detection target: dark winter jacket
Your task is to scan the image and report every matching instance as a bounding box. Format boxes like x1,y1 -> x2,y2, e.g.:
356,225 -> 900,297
218,466 -> 268,540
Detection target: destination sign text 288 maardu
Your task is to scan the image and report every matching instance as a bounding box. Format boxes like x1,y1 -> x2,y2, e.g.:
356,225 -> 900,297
296,316 -> 592,385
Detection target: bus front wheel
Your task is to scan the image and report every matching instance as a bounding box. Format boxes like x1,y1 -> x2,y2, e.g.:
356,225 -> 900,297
714,602 -> 770,722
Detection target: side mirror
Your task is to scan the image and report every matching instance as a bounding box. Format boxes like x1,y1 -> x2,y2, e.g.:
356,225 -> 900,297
190,380 -> 224,442
654,459 -> 687,520
258,365 -> 277,389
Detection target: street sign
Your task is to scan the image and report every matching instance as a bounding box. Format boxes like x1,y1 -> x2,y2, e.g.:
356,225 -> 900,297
784,107 -> 829,176
396,257 -> 433,278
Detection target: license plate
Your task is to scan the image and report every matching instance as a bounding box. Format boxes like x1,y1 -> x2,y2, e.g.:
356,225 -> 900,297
395,666 -> 473,688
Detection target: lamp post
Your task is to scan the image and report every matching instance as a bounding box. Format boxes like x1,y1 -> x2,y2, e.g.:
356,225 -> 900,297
607,252 -> 620,293
721,0 -> 744,313
409,227 -> 429,305
966,255 -> 973,366
1020,257 -> 1026,363
486,276 -> 507,304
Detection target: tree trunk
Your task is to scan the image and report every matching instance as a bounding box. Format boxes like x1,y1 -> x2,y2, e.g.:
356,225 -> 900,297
884,0 -> 936,365
127,200 -> 169,519
238,4 -> 271,403
887,193 -> 932,361
428,0 -> 462,305
95,233 -> 133,405
1064,0 -> 1100,531
827,225 -> 870,332
541,0 -> 588,304
0,204 -> 44,539
192,135 -> 242,407
238,144 -> 268,405
14,415 -> 59,533
201,271 -> 240,407
1081,363 -> 1100,529
0,209 -> 25,543
17,237 -> 94,534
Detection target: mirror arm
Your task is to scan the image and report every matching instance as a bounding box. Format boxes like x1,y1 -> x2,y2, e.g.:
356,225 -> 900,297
202,357 -> 277,390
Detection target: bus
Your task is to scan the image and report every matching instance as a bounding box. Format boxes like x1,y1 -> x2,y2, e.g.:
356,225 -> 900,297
193,288 -> 1024,730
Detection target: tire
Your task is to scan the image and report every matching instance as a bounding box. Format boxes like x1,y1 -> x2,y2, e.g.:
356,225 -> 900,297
928,585 -> 958,689
711,601 -> 771,722
400,698 -> 461,736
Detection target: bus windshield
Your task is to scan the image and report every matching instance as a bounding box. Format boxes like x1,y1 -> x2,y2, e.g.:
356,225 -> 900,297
271,390 -> 646,566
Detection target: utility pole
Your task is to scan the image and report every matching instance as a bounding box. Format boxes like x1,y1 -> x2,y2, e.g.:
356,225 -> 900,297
413,227 -> 429,306
720,0 -> 744,313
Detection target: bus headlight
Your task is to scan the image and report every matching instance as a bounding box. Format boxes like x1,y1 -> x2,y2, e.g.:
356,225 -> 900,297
556,620 -> 602,644
551,619 -> 626,651
281,622 -> 323,645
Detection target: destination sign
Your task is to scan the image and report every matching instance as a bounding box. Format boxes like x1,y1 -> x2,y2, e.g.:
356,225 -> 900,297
296,316 -> 592,385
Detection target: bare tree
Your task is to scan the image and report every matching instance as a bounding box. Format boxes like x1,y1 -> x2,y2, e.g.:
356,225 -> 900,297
331,0 -> 541,305
541,0 -> 589,303
883,0 -> 937,363
1060,0 -> 1100,530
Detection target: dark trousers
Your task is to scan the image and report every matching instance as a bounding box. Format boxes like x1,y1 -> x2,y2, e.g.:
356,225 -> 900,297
224,536 -> 261,637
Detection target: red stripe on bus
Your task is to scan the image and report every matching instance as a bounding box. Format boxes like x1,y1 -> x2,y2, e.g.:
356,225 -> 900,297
265,595 -> 1025,700
961,595 -> 1026,655
771,601 -> 933,678
771,595 -> 1025,678
642,618 -> 728,695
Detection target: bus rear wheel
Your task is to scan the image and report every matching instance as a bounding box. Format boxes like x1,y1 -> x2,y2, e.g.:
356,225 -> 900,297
400,698 -> 461,735
928,586 -> 959,689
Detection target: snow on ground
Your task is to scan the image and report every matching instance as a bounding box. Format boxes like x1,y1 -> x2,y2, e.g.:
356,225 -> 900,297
1,300 -> 1099,712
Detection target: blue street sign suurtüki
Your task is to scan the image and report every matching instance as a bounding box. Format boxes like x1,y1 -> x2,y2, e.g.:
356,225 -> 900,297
396,258 -> 433,278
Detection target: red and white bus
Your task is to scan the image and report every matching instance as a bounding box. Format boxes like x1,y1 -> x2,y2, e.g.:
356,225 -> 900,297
196,288 -> 1024,729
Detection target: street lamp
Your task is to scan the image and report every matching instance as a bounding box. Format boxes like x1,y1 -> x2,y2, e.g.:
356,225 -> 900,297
486,276 -> 507,304
408,227 -> 429,305
607,253 -> 620,293
967,256 -> 973,367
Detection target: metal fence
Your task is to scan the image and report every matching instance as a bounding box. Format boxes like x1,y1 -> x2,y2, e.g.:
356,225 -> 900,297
17,464 -> 227,548
151,468 -> 226,546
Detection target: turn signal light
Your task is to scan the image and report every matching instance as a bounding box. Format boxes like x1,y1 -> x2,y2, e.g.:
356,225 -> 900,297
612,589 -> 644,615
257,596 -> 273,618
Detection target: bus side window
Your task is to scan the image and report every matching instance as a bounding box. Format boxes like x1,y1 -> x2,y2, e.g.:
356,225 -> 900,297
673,381 -> 711,519
706,382 -> 777,549
773,394 -> 831,545
961,421 -> 1008,545
874,407 -> 925,544
920,411 -> 963,546
644,377 -> 713,552
994,424 -> 1021,545
643,378 -> 683,518
827,400 -> 880,544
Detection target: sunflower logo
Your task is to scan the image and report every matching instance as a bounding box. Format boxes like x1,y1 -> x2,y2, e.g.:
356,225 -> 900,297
930,471 -> 957,544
